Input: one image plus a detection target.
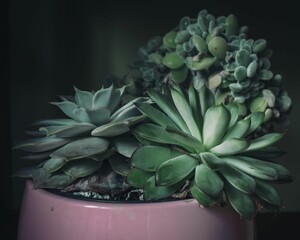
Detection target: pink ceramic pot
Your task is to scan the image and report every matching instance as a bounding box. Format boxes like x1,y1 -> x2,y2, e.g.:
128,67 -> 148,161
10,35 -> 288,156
18,180 -> 254,240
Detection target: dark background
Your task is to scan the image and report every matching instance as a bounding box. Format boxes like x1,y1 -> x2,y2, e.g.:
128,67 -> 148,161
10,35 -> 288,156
1,0 -> 300,239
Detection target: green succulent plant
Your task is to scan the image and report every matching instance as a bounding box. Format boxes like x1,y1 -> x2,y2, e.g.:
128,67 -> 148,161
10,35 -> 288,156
14,85 -> 149,193
127,84 -> 292,219
130,9 -> 292,134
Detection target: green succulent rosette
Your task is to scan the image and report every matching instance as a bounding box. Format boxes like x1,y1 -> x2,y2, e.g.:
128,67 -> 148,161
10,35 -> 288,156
14,85 -> 150,194
128,85 -> 292,219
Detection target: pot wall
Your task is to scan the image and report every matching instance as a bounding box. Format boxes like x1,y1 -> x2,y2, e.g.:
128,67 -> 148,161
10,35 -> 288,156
18,181 -> 254,240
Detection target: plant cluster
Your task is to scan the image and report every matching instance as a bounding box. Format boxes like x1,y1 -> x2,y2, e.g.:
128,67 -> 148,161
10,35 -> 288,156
15,10 -> 292,219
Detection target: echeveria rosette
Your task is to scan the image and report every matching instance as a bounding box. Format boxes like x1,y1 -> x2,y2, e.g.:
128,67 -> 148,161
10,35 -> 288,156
133,9 -> 292,134
14,85 -> 149,193
127,85 -> 292,219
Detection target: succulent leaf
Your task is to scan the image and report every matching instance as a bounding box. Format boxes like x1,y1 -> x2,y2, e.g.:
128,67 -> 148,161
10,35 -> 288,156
210,139 -> 250,156
127,168 -> 153,188
131,146 -> 182,172
171,87 -> 201,139
50,137 -> 109,160
200,152 -> 225,170
190,181 -> 217,207
143,176 -> 183,200
147,89 -> 189,133
194,164 -> 224,199
203,105 -> 230,149
135,102 -> 179,130
14,137 -> 71,153
156,154 -> 198,186
225,182 -> 256,219
221,165 -> 256,194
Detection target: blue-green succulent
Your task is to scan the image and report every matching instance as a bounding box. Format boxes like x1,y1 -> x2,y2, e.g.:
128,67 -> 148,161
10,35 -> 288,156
14,85 -> 149,193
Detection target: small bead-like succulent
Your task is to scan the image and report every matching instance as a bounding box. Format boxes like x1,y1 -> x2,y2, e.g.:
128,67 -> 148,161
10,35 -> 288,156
128,85 -> 292,219
130,10 -> 292,134
14,85 -> 149,194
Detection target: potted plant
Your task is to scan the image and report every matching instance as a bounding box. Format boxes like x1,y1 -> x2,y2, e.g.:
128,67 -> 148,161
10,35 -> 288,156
15,10 -> 292,240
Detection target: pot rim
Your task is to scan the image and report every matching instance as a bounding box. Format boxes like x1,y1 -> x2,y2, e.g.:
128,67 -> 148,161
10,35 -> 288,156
27,180 -> 194,205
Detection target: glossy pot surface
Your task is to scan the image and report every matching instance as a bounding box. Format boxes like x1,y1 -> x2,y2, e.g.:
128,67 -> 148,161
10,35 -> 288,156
18,180 -> 254,240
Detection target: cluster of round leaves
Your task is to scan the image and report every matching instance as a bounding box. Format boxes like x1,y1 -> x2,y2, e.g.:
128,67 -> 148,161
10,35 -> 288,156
127,85 -> 292,219
14,85 -> 149,194
132,9 -> 292,133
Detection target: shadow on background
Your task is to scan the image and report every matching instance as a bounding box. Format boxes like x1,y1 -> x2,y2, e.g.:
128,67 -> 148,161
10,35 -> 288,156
1,0 -> 300,239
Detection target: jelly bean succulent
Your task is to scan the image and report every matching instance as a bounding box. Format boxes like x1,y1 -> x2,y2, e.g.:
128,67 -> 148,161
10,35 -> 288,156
127,85 -> 292,219
131,10 -> 292,134
14,85 -> 149,195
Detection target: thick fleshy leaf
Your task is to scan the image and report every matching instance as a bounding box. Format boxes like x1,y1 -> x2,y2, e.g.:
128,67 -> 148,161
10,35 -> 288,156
50,137 -> 109,160
166,127 -> 204,153
133,124 -> 195,152
42,158 -> 67,173
143,176 -> 183,200
111,136 -> 141,158
50,101 -> 79,121
171,87 -> 201,140
14,137 -> 70,153
243,146 -> 286,160
135,102 -> 179,130
194,164 -> 224,198
203,105 -> 230,149
224,183 -> 256,219
190,181 -> 217,207
225,103 -> 239,128
109,86 -> 126,113
188,84 -> 203,132
186,57 -> 216,71
72,107 -> 90,122
162,52 -> 185,69
200,152 -> 225,170
210,139 -> 250,156
85,108 -> 111,125
74,87 -> 93,109
245,112 -> 265,135
237,156 -> 292,182
90,148 -> 115,162
126,168 -> 153,188
171,66 -> 189,84
110,97 -> 148,121
246,133 -> 284,152
92,85 -> 113,109
92,115 -> 145,137
156,154 -> 198,186
199,85 -> 215,115
225,14 -> 238,36
192,35 -> 208,53
208,36 -> 228,59
255,180 -> 281,206
32,168 -> 74,189
21,151 -> 51,161
39,123 -> 95,138
33,119 -> 78,126
223,156 -> 277,180
63,159 -> 103,178
221,165 -> 256,194
147,89 -> 189,133
131,146 -> 181,172
163,31 -> 177,49
223,118 -> 250,141
108,155 -> 131,176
